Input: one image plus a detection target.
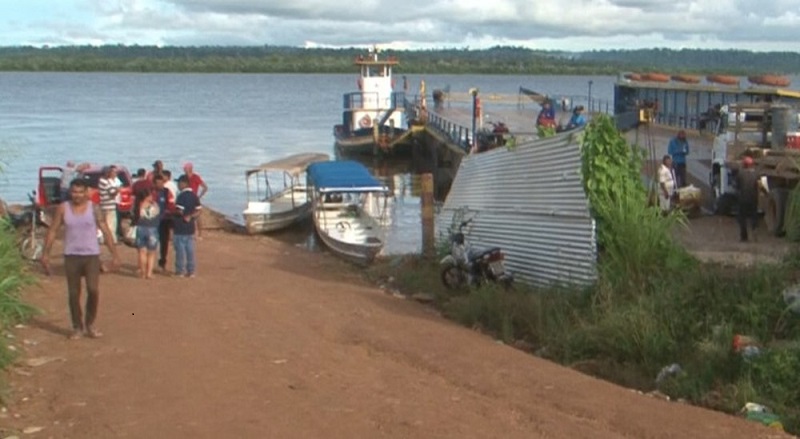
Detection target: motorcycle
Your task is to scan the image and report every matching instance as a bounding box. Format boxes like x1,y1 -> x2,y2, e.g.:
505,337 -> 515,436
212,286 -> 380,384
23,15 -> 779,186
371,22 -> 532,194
3,191 -> 48,260
440,219 -> 514,290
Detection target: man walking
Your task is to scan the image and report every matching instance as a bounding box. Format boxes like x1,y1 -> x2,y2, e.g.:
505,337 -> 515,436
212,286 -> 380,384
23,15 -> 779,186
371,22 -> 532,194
737,156 -> 760,242
41,179 -> 120,339
668,130 -> 690,188
173,175 -> 202,277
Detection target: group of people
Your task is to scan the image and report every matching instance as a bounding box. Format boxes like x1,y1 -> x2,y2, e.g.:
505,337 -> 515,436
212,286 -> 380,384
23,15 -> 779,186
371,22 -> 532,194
127,160 -> 207,279
536,100 -> 587,132
42,160 -> 207,340
658,130 -> 759,242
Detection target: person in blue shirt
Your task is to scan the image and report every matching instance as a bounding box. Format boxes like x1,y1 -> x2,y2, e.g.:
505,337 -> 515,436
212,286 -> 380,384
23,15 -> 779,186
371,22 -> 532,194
667,130 -> 690,188
566,105 -> 587,130
173,175 -> 202,278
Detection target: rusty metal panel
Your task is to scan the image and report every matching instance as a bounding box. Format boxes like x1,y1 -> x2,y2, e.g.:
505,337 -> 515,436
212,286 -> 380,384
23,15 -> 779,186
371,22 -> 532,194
437,130 -> 597,286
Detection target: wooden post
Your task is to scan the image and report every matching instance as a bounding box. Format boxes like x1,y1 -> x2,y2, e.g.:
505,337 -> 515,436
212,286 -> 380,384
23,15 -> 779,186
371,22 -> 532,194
421,173 -> 435,258
373,119 -> 379,155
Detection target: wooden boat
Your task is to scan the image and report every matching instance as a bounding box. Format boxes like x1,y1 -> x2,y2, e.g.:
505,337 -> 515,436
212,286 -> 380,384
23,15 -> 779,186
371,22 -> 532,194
671,74 -> 701,84
624,73 -> 643,81
642,72 -> 670,83
748,75 -> 791,88
307,160 -> 389,264
333,46 -> 408,156
706,74 -> 740,86
242,153 -> 330,234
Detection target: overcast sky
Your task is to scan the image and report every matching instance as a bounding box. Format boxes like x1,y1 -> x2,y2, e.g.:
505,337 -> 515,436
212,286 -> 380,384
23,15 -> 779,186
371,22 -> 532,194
2,0 -> 800,51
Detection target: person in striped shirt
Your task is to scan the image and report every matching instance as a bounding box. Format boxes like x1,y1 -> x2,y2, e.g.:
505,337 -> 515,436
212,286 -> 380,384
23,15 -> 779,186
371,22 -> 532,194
98,166 -> 120,244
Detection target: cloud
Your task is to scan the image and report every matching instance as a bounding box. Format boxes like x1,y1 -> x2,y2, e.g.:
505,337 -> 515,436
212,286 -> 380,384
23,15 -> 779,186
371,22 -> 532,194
2,0 -> 799,51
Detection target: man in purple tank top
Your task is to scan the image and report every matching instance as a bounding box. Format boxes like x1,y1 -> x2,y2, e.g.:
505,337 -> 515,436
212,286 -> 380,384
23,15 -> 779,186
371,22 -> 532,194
42,179 -> 120,340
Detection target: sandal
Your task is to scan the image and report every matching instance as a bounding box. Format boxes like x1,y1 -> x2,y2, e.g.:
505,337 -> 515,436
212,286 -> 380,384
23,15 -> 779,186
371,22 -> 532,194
85,328 -> 103,339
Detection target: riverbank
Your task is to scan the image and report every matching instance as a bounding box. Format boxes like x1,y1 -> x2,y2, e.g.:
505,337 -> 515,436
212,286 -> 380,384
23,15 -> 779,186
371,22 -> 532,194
0,227 -> 789,438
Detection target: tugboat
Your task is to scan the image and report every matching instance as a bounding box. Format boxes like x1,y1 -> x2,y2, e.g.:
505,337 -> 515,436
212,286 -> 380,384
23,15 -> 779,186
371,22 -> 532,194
333,46 -> 408,156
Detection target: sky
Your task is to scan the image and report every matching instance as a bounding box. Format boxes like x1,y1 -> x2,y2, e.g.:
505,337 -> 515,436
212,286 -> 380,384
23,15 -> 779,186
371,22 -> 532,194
1,0 -> 800,52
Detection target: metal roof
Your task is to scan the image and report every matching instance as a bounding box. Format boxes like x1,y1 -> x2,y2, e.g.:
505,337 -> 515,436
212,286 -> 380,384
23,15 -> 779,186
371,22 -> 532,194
245,153 -> 330,176
438,130 -> 597,286
307,160 -> 388,193
616,79 -> 800,99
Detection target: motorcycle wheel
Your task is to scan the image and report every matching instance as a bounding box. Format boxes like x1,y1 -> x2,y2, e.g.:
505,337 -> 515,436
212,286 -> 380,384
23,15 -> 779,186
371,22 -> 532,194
441,265 -> 465,290
20,236 -> 43,261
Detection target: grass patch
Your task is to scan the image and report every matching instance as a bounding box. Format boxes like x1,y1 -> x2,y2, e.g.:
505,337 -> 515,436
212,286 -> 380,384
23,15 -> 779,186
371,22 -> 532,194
367,115 -> 800,434
0,219 -> 37,369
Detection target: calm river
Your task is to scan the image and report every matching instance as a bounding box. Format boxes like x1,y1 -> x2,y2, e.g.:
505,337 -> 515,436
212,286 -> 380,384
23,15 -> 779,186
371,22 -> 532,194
0,72 -> 615,254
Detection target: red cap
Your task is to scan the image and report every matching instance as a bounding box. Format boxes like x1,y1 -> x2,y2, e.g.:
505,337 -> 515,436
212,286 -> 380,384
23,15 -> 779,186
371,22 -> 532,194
742,156 -> 754,167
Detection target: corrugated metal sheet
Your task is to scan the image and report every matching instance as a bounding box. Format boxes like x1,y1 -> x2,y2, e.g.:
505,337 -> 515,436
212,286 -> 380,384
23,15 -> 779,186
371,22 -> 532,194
437,130 -> 597,286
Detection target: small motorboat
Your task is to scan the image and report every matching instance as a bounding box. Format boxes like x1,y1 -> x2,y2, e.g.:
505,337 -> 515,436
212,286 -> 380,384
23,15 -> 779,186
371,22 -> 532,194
671,74 -> 701,84
624,73 -> 643,81
748,75 -> 791,88
307,160 -> 389,264
706,74 -> 740,86
242,153 -> 330,234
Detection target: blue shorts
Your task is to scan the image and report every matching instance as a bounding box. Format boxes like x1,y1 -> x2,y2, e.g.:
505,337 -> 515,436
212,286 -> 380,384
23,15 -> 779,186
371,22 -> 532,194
135,226 -> 159,251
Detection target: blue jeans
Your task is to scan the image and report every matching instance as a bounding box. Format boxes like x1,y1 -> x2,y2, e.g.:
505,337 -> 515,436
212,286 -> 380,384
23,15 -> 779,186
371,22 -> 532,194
173,234 -> 196,275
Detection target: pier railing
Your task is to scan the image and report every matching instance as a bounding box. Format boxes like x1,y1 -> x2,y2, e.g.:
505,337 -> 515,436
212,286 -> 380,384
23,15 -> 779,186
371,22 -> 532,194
404,89 -> 611,154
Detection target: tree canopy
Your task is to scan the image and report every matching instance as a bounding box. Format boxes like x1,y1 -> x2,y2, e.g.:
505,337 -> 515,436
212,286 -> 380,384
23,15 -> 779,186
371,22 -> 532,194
0,45 -> 796,75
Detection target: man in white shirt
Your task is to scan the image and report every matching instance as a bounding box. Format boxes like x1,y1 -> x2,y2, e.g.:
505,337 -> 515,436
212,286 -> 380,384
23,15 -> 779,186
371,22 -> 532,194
658,155 -> 677,212
162,170 -> 179,200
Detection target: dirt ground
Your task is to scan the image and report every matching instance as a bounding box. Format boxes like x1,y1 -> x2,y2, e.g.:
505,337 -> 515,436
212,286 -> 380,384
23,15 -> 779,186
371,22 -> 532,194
676,213 -> 795,266
1,226 -> 793,439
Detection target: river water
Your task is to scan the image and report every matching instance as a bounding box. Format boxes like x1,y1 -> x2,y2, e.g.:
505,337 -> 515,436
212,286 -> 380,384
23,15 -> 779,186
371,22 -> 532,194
0,72 -> 615,254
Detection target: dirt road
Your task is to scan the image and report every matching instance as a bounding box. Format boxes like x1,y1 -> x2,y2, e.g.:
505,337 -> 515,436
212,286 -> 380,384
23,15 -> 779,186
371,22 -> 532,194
1,231 -> 788,438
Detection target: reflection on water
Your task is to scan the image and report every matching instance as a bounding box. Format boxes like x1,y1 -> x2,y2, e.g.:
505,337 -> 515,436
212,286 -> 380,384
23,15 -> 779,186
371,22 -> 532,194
271,148 -> 444,257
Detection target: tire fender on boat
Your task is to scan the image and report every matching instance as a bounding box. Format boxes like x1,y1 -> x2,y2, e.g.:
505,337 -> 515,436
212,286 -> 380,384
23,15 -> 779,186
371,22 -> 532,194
359,115 -> 372,129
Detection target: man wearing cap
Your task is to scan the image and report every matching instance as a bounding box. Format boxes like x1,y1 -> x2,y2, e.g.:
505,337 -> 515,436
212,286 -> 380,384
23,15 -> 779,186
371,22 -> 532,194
667,130 -> 690,188
736,156 -> 760,242
182,162 -> 208,238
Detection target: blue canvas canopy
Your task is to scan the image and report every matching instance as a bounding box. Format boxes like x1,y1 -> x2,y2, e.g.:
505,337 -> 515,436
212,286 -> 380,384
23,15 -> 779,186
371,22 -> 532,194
307,160 -> 388,193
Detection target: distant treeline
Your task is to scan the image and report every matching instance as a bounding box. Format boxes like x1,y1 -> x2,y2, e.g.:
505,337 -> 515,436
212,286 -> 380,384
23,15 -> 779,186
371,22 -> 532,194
0,45 -> 797,75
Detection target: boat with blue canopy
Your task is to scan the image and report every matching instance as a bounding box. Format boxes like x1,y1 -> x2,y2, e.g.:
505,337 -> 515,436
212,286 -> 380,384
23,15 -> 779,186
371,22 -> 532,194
307,161 -> 389,263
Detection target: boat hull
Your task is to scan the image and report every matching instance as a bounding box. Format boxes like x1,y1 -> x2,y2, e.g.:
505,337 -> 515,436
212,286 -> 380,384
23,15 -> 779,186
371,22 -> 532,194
243,203 -> 312,234
334,126 -> 410,156
314,226 -> 383,264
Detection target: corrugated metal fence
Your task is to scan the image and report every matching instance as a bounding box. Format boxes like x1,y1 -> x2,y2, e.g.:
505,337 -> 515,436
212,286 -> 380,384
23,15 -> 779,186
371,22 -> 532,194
436,130 -> 597,286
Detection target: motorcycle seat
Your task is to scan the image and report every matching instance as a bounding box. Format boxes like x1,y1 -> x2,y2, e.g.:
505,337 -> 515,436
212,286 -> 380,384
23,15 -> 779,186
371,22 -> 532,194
469,247 -> 502,260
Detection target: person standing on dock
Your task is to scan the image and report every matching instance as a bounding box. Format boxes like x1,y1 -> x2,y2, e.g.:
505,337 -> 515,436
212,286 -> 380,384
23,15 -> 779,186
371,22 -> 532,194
668,130 -> 690,188
736,156 -> 760,242
658,155 -> 677,212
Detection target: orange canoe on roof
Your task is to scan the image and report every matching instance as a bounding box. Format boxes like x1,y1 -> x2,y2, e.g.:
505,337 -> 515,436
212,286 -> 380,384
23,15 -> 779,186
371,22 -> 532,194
671,74 -> 701,84
706,74 -> 740,86
642,72 -> 670,83
748,75 -> 791,88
